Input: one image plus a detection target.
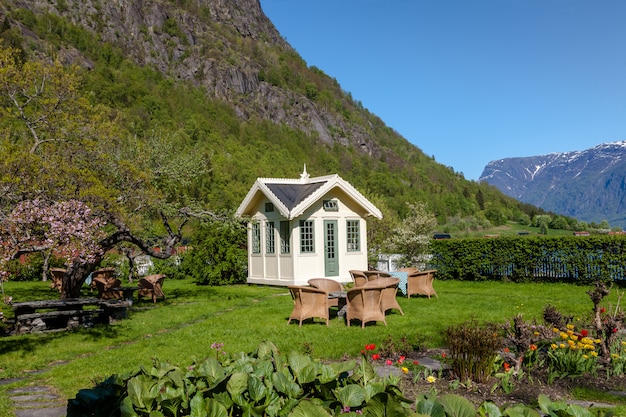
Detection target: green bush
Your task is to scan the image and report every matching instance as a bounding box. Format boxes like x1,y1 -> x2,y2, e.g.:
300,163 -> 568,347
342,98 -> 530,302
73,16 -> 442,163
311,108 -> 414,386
431,235 -> 626,283
174,219 -> 248,285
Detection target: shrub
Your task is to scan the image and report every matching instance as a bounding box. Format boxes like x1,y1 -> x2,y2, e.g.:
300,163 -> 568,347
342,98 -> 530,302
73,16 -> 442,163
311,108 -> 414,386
445,319 -> 501,383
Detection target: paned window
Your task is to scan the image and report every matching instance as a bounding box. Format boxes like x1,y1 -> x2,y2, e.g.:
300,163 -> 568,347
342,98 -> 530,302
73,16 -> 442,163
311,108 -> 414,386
266,221 -> 275,254
279,221 -> 290,254
299,220 -> 315,253
347,220 -> 360,252
251,223 -> 261,254
323,199 -> 338,211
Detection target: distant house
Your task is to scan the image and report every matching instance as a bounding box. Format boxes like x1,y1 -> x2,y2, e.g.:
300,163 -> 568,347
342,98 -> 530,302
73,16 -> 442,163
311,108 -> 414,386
235,167 -> 382,286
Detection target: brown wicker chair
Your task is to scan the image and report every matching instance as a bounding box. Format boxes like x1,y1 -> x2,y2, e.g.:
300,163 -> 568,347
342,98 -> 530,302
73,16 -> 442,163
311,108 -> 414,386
90,267 -> 116,292
349,270 -> 368,287
93,276 -> 122,300
345,284 -> 386,328
398,268 -> 438,298
138,274 -> 166,303
365,277 -> 403,315
49,268 -> 66,293
307,278 -> 344,307
287,286 -> 330,327
363,270 -> 392,282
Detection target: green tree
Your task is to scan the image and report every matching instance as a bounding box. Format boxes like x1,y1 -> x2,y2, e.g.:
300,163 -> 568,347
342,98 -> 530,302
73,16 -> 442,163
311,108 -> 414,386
385,202 -> 437,267
0,47 -> 208,298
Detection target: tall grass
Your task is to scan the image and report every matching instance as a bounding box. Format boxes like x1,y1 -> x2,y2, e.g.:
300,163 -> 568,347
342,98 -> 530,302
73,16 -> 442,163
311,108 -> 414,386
0,278 -> 613,400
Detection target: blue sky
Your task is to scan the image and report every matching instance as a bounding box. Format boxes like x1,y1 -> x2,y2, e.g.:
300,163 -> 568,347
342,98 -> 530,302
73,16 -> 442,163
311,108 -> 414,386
260,0 -> 626,180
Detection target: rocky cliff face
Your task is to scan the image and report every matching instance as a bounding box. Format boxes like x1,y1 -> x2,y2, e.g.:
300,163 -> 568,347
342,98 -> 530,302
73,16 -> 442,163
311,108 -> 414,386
1,0 -> 378,153
480,141 -> 626,227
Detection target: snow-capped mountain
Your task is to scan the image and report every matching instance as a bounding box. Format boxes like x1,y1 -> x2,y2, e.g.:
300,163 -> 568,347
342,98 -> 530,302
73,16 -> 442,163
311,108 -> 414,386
479,141 -> 626,228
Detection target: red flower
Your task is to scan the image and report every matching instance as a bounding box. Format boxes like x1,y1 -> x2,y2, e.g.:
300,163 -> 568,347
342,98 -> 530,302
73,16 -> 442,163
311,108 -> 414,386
503,347 -> 510,353
413,360 -> 420,365
503,363 -> 511,371
581,329 -> 588,337
385,359 -> 393,366
600,307 -> 607,314
371,354 -> 381,361
441,353 -> 447,358
613,328 -> 618,333
398,355 -> 405,364
365,344 -> 376,351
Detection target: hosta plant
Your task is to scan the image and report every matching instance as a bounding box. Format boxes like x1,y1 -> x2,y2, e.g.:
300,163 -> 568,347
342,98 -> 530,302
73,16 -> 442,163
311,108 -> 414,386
67,341 -> 414,417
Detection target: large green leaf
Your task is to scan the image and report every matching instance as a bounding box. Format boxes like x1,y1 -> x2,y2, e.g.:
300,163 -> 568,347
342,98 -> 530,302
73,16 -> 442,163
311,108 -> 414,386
194,357 -> 226,388
226,372 -> 248,397
502,405 -> 541,417
127,375 -> 151,410
415,397 -> 446,417
477,401 -> 502,417
204,398 -> 229,417
272,371 -> 303,398
334,384 -> 366,408
256,341 -> 280,360
288,351 -> 317,384
538,394 -> 568,417
288,399 -> 332,417
438,394 -> 476,417
120,396 -> 139,417
253,359 -> 275,379
248,374 -> 267,403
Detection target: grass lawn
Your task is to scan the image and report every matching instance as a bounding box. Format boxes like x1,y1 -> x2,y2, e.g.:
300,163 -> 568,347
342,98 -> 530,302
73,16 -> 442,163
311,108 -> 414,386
0,278 -> 617,414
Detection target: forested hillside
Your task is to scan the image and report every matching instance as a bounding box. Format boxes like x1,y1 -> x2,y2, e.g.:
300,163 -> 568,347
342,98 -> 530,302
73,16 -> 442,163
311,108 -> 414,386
0,0 -> 551,233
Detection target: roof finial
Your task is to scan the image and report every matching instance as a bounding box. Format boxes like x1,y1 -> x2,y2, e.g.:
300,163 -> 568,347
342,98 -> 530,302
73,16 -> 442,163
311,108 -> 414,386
300,164 -> 310,181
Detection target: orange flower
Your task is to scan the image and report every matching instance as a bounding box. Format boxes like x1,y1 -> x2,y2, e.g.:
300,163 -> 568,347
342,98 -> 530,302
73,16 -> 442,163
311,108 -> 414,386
503,363 -> 511,371
503,347 -> 510,353
529,344 -> 537,351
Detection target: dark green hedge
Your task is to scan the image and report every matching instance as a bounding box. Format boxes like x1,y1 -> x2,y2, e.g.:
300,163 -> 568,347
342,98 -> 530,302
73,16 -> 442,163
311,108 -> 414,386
429,235 -> 626,283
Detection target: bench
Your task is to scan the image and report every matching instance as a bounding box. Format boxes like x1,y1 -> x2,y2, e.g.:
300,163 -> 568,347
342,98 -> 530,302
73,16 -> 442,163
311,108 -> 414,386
12,298 -> 129,335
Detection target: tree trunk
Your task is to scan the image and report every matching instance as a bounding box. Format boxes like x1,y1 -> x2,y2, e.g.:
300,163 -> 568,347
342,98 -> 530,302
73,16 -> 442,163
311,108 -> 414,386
60,259 -> 100,299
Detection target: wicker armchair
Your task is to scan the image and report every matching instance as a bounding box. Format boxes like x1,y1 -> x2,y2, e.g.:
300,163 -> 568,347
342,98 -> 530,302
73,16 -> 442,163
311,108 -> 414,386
90,267 -> 116,292
345,284 -> 386,328
49,268 -> 66,293
287,286 -> 330,327
365,277 -> 403,315
349,270 -> 368,287
138,274 -> 167,303
397,268 -> 438,298
93,276 -> 122,300
363,270 -> 392,282
307,278 -> 344,307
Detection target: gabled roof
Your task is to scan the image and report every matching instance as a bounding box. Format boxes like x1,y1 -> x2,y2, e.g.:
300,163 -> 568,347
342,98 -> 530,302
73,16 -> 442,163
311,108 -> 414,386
236,167 -> 383,220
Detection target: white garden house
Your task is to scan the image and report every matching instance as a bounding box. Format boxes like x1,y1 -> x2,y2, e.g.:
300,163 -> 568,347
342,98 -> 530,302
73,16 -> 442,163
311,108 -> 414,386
236,167 -> 382,286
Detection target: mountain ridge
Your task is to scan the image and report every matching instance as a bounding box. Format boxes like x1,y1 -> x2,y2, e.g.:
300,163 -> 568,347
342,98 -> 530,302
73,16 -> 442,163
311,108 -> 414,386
480,141 -> 626,227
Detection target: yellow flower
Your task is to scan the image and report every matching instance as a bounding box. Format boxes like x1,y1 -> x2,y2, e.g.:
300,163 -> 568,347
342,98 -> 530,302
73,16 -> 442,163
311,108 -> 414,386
560,332 -> 569,340
553,327 -> 560,333
612,353 -> 620,359
595,339 -> 602,344
567,330 -> 575,337
560,343 -> 566,349
426,375 -> 437,383
401,367 -> 409,374
551,343 -> 558,350
533,331 -> 539,336
583,354 -> 589,359
591,351 -> 598,357
567,339 -> 575,346
621,341 -> 626,346
567,324 -> 575,330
